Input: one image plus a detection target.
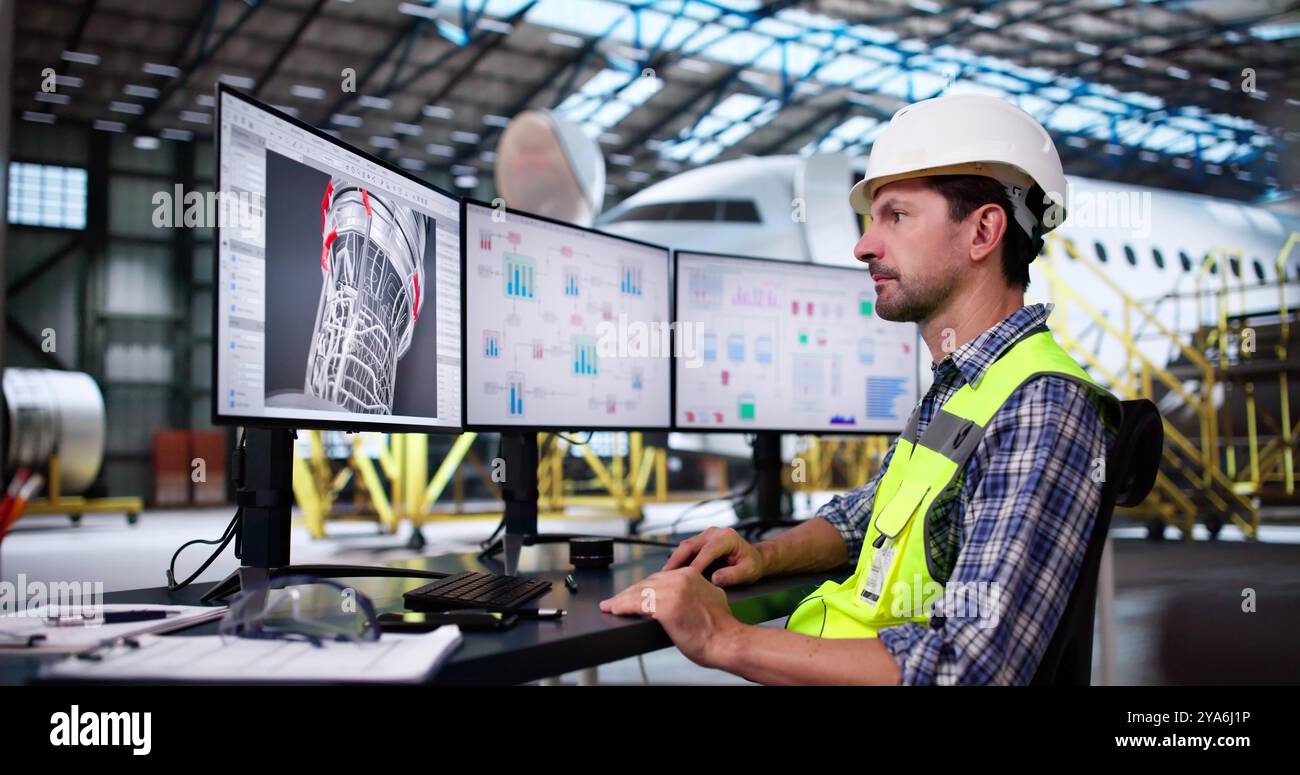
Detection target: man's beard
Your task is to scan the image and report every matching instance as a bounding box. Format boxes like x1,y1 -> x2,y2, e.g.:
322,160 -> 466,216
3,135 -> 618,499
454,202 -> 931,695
875,271 -> 957,323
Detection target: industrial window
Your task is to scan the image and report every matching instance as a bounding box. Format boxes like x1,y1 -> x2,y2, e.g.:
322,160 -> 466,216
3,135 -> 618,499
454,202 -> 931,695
1124,244 -> 1137,266
7,161 -> 87,229
1178,250 -> 1192,272
1094,241 -> 1108,263
1152,247 -> 1165,270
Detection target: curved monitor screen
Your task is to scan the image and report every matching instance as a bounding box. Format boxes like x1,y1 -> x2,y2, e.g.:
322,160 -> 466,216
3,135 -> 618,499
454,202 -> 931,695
674,252 -> 919,433
464,201 -> 672,430
214,87 -> 462,432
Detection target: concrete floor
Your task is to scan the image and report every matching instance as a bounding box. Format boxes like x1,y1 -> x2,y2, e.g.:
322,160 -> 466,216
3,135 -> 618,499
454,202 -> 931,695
2,506 -> 1296,685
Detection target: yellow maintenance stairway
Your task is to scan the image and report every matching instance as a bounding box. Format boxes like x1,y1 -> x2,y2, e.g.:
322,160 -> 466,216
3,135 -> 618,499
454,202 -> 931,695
1036,232 -> 1300,540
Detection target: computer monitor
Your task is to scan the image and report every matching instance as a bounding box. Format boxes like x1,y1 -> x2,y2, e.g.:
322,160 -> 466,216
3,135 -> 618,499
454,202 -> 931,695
462,200 -> 672,431
202,85 -> 462,601
673,251 -> 919,434
214,85 -> 462,433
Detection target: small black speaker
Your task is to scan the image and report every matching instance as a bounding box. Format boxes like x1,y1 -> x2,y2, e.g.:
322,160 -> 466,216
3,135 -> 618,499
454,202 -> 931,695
569,536 -> 614,569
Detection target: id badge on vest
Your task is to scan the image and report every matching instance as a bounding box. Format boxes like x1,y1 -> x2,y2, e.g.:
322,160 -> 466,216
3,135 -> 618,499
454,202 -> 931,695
859,537 -> 895,606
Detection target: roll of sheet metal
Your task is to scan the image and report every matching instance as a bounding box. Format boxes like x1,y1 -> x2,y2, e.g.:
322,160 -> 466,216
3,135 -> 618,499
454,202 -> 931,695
2,368 -> 106,494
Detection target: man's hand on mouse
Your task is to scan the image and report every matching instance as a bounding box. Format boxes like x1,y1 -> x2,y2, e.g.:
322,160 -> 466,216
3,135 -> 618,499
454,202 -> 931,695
598,567 -> 742,669
662,526 -> 765,587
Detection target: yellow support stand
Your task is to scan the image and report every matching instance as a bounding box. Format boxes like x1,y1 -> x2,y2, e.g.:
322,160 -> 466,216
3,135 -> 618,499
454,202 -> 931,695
418,432 -> 477,513
17,454 -> 144,523
350,441 -> 395,532
293,448 -> 325,539
291,431 -> 484,539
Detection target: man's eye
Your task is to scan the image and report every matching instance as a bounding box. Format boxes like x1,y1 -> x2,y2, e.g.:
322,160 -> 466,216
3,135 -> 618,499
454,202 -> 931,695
891,211 -> 905,223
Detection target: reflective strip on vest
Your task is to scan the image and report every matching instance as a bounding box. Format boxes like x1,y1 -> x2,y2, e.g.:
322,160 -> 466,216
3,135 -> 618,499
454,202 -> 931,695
786,330 -> 1117,639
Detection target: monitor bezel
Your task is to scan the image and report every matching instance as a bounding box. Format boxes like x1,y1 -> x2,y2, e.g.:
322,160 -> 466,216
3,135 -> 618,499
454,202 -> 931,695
671,249 -> 920,437
460,197 -> 675,433
212,84 -> 465,435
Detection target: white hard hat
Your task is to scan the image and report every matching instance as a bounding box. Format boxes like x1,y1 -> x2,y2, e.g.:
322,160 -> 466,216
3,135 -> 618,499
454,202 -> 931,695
849,94 -> 1067,246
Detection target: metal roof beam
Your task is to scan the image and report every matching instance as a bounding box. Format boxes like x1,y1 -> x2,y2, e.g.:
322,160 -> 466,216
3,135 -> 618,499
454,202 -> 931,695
127,0 -> 263,134
251,0 -> 329,99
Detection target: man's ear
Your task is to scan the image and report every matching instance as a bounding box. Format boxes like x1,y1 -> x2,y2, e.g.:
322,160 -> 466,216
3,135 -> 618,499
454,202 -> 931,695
968,203 -> 1008,265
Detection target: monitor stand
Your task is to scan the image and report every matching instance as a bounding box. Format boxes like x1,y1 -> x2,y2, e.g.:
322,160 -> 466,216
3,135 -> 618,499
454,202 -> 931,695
478,432 -> 673,576
734,432 -> 798,539
199,428 -> 449,603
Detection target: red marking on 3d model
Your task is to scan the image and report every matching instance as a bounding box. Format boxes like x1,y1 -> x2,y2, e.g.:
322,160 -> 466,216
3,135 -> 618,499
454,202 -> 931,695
321,181 -> 333,232
321,229 -> 337,271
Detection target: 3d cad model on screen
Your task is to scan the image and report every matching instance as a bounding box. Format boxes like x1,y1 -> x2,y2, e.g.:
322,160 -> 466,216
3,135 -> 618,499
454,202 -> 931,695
306,178 -> 431,414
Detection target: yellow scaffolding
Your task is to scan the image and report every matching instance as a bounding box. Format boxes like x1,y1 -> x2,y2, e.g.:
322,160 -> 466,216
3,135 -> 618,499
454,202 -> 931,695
1036,233 -> 1300,539
292,430 -> 673,539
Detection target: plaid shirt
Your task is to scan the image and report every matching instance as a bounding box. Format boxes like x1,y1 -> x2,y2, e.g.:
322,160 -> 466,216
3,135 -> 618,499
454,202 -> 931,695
816,303 -> 1113,685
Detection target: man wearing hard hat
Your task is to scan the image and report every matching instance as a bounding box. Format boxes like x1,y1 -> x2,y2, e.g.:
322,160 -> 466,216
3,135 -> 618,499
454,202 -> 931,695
601,94 -> 1119,685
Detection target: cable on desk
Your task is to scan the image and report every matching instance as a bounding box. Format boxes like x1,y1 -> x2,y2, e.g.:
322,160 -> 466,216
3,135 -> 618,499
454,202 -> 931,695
166,428 -> 246,591
647,476 -> 756,537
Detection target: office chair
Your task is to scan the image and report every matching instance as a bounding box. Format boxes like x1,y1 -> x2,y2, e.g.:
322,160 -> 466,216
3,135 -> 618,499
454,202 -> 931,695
1030,398 -> 1163,686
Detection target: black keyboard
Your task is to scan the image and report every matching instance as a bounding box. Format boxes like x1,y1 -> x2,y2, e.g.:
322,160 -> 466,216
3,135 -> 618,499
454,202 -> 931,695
403,571 -> 552,612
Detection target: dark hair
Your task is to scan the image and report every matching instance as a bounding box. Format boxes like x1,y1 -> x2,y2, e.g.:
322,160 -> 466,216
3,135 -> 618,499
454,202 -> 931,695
920,174 -> 1038,290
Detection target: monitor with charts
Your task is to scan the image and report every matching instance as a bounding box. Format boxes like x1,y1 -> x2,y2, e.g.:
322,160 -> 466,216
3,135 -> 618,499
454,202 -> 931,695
463,200 -> 672,431
673,251 -> 919,434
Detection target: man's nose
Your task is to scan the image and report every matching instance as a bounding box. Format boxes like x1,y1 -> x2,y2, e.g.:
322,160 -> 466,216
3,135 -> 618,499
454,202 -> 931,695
853,228 -> 880,264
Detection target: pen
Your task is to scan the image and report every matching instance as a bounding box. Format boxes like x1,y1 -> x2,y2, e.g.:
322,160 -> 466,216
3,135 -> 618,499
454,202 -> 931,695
47,610 -> 175,626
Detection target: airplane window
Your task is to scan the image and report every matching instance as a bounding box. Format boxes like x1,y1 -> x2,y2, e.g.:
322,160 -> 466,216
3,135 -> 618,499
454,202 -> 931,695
1124,245 -> 1137,266
1178,250 -> 1192,271
1229,256 -> 1241,278
1207,253 -> 1218,275
1094,241 -> 1108,263
722,200 -> 761,223
1152,248 -> 1165,270
674,201 -> 718,221
606,199 -> 761,224
610,203 -> 675,222
1253,259 -> 1265,282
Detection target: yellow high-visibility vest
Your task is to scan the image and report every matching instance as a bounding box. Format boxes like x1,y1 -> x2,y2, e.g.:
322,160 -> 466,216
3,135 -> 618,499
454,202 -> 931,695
786,330 -> 1117,638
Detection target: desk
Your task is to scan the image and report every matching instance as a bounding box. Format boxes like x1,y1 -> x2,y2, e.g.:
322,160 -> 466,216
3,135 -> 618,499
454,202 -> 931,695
2,542 -> 844,685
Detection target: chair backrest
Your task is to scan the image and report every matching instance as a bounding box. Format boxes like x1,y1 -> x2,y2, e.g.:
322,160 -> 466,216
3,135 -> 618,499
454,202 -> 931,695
1030,398 -> 1163,685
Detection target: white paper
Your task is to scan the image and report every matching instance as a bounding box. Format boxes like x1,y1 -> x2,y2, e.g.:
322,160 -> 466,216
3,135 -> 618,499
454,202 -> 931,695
0,604 -> 228,655
42,625 -> 463,684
